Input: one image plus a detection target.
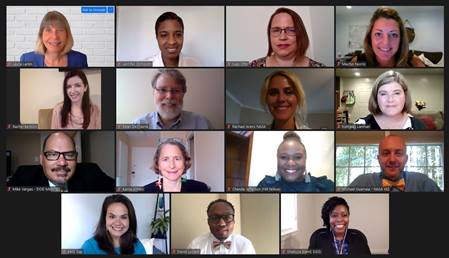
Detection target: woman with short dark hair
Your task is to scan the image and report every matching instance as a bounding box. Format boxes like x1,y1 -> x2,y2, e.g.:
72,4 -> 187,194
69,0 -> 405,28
309,196 -> 371,255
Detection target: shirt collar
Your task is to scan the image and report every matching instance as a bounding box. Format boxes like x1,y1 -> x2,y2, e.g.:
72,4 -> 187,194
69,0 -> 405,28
156,112 -> 183,129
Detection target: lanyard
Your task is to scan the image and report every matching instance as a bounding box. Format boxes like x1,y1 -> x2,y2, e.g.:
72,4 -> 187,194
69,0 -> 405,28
332,229 -> 347,255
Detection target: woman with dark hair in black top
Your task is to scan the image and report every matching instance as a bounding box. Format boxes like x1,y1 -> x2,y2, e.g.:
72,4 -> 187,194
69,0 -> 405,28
309,196 -> 371,255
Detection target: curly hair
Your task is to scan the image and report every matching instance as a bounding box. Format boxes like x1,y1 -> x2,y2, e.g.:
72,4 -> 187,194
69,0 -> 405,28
321,196 -> 350,229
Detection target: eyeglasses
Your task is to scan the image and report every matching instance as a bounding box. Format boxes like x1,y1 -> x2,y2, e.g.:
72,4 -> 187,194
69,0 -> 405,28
43,151 -> 77,161
208,214 -> 234,224
270,27 -> 296,37
154,87 -> 184,96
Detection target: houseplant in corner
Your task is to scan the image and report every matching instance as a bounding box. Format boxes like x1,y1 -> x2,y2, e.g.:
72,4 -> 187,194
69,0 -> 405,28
150,210 -> 170,239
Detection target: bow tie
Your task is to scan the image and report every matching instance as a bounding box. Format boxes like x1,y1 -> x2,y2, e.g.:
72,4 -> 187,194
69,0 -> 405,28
382,178 -> 405,191
213,240 -> 231,249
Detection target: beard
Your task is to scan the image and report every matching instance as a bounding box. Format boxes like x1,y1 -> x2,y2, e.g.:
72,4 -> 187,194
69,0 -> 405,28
157,100 -> 182,121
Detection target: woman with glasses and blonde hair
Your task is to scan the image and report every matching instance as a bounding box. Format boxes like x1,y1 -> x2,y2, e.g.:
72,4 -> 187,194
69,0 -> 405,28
144,138 -> 210,192
354,70 -> 426,129
20,11 -> 88,67
260,70 -> 308,129
250,7 -> 325,67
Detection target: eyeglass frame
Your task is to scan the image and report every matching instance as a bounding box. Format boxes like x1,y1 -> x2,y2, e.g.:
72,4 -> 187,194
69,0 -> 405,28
43,151 -> 78,161
208,214 -> 235,224
153,87 -> 185,96
270,26 -> 296,37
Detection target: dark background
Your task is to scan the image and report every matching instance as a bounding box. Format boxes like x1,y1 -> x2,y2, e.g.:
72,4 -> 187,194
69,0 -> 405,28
1,0 -> 448,257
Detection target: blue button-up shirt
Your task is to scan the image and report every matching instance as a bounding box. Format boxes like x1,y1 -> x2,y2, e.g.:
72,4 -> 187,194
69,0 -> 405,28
132,111 -> 212,129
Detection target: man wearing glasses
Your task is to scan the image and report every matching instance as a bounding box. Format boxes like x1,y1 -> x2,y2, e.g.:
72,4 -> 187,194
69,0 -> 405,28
132,69 -> 212,129
187,199 -> 256,254
7,131 -> 114,192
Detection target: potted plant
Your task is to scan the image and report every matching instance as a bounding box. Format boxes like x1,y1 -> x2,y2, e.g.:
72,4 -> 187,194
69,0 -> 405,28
150,210 -> 170,239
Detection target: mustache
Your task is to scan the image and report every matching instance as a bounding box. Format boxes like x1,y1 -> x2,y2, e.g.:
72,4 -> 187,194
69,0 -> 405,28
51,166 -> 71,173
161,99 -> 179,105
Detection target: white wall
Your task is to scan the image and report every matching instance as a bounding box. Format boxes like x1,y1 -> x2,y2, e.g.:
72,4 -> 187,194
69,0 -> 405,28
281,193 -> 389,255
116,68 -> 224,129
336,6 -> 444,58
116,6 -> 224,66
194,131 -> 224,192
226,6 -> 334,66
20,68 -> 102,124
7,6 -> 115,66
248,131 -> 334,186
61,193 -> 169,249
338,69 -> 444,123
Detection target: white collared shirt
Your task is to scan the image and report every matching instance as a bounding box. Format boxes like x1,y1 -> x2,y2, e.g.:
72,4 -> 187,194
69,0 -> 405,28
187,233 -> 256,254
144,52 -> 200,67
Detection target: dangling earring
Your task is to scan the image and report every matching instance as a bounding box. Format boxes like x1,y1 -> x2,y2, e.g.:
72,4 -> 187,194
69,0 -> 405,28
275,172 -> 281,181
181,176 -> 187,183
305,171 -> 311,183
156,175 -> 162,190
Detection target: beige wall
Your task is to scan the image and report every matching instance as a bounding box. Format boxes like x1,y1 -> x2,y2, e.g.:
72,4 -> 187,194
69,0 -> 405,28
240,194 -> 279,254
116,68 -> 224,129
281,193 -> 389,255
20,69 -> 102,124
194,131 -> 225,191
249,131 -> 335,186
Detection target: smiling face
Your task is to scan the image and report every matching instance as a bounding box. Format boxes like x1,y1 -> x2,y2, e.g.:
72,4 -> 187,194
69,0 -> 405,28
208,202 -> 235,241
377,81 -> 405,117
277,139 -> 306,182
157,144 -> 185,182
371,18 -> 401,66
329,204 -> 349,237
40,132 -> 76,186
42,24 -> 67,54
270,13 -> 297,59
106,202 -> 130,244
378,135 -> 408,180
154,74 -> 184,122
65,75 -> 87,104
266,75 -> 298,123
156,19 -> 184,64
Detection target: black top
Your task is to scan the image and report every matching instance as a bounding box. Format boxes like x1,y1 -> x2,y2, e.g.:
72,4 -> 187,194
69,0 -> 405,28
356,114 -> 427,130
309,228 -> 371,255
257,174 -> 334,192
7,163 -> 115,192
144,178 -> 210,193
351,51 -> 417,67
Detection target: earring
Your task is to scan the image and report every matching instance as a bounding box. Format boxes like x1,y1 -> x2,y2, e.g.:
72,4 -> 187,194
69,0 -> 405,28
156,175 -> 162,190
275,172 -> 281,181
305,172 -> 311,183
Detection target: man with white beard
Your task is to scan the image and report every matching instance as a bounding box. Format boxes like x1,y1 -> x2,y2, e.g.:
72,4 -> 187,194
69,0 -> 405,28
133,69 -> 212,129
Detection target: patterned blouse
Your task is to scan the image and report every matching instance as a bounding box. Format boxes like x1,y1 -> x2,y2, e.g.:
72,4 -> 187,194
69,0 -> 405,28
249,56 -> 326,67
